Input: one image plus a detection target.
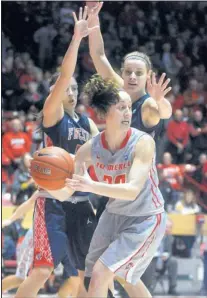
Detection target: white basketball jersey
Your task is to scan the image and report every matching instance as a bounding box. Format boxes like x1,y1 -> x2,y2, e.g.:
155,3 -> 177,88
91,128 -> 164,216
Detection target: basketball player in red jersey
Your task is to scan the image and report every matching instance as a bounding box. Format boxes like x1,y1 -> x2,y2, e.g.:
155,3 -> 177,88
62,75 -> 166,298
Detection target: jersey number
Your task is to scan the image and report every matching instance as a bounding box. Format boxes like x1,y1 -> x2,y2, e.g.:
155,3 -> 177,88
103,174 -> 126,184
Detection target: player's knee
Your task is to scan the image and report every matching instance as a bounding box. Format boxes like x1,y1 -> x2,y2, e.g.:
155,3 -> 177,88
92,260 -> 114,284
32,267 -> 53,281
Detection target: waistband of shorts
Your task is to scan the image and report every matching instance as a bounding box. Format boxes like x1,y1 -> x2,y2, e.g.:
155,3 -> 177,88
65,196 -> 89,203
35,190 -> 89,203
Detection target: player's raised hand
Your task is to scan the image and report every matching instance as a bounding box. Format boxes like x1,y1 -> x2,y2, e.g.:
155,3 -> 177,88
65,163 -> 93,192
87,1 -> 103,16
147,71 -> 172,101
73,6 -> 100,40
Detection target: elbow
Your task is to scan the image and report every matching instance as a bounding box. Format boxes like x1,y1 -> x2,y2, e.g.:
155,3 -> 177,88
160,106 -> 172,119
89,47 -> 105,59
129,186 -> 140,201
162,109 -> 172,119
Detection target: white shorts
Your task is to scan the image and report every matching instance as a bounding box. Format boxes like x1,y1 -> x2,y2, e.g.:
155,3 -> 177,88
16,228 -> 33,280
85,210 -> 166,285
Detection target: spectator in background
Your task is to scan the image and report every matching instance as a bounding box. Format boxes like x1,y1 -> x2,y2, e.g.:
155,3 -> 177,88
196,64 -> 207,87
2,118 -> 31,171
166,109 -> 189,163
18,81 -> 43,112
146,41 -> 161,70
21,52 -> 32,64
2,57 -> 23,111
11,153 -> 35,205
2,150 -> 11,195
178,56 -> 193,91
192,153 -> 207,184
183,78 -> 204,107
2,32 -> 12,60
3,215 -> 26,260
59,2 -> 75,25
19,63 -> 35,90
161,43 -> 182,83
175,186 -> 200,215
53,27 -> 71,59
34,69 -> 49,99
33,20 -> 57,69
24,112 -> 38,141
170,82 -> 184,112
189,110 -> 207,163
158,152 -> 183,208
13,56 -> 25,78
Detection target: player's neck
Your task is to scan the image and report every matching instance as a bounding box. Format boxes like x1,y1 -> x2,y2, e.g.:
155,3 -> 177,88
129,89 -> 146,103
65,108 -> 78,120
104,129 -> 129,153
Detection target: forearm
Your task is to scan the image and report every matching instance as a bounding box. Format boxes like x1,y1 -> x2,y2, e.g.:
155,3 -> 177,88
43,34 -> 82,123
46,186 -> 75,202
89,16 -> 104,57
90,181 -> 138,200
156,97 -> 172,119
9,191 -> 38,222
61,34 -> 81,78
88,16 -> 118,81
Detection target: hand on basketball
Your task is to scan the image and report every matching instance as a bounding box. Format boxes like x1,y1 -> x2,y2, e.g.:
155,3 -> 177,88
73,6 -> 100,40
147,71 -> 172,101
65,163 -> 93,192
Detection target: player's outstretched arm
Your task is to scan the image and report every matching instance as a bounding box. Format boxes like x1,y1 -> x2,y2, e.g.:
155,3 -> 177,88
66,135 -> 155,200
88,2 -> 123,86
2,191 -> 38,228
142,71 -> 172,126
43,6 -> 97,128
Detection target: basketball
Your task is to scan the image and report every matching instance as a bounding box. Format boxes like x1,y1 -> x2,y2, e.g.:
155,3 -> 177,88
30,147 -> 74,190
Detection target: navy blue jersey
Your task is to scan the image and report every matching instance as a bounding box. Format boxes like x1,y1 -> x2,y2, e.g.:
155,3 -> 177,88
131,94 -> 163,142
42,112 -> 91,197
43,112 -> 91,154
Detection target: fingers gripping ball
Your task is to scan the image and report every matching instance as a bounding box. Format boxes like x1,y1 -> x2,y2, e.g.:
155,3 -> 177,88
30,147 -> 74,190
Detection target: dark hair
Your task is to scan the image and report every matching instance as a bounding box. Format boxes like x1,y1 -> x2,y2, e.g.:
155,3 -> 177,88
122,51 -> 152,71
48,72 -> 60,88
83,74 -> 121,115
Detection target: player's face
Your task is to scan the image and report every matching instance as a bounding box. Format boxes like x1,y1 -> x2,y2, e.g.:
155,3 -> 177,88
63,77 -> 78,110
106,91 -> 132,131
122,59 -> 148,95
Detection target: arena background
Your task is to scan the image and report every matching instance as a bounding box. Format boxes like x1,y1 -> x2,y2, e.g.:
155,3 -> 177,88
1,1 -> 207,297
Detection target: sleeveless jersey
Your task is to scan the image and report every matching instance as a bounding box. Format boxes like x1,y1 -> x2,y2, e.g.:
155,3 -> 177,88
43,112 -> 91,154
131,94 -> 164,142
91,128 -> 164,216
43,112 -> 91,197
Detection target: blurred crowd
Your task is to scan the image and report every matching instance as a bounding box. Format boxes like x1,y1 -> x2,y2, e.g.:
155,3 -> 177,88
2,0 -> 207,211
2,1 -> 207,295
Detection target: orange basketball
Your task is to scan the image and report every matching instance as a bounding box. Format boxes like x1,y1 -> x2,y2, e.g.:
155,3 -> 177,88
30,147 -> 74,190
